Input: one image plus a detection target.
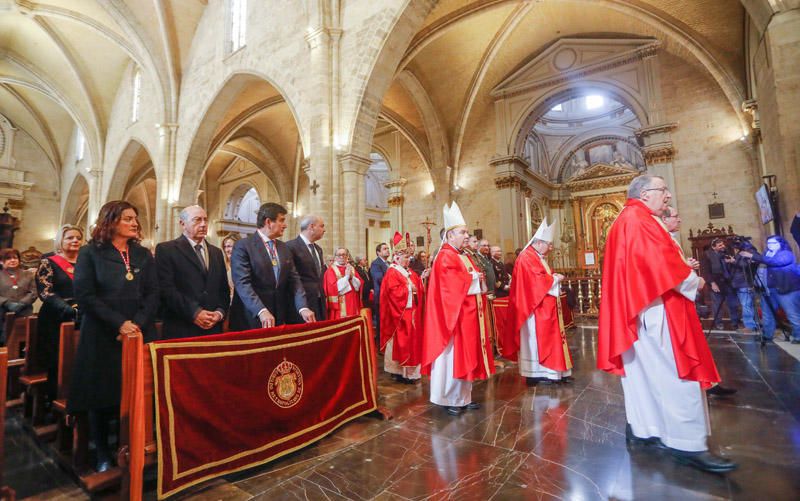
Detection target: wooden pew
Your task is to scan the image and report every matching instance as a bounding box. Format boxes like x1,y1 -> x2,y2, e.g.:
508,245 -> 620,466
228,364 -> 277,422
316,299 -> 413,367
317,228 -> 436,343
3,313 -> 26,410
18,316 -> 54,437
47,322 -> 122,493
0,348 -> 17,500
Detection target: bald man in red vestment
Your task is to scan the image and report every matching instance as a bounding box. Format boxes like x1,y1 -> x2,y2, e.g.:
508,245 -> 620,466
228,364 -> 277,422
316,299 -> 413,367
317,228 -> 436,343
598,174 -> 736,473
422,202 -> 494,416
323,248 -> 362,319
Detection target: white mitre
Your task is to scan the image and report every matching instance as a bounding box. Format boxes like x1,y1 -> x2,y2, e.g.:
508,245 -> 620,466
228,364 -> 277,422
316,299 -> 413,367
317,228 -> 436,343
443,201 -> 466,231
523,217 -> 556,250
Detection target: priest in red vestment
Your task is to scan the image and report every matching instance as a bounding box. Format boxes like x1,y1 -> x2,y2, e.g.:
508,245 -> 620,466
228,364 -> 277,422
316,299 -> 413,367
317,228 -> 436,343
380,232 -> 427,384
598,174 -> 736,473
505,217 -> 573,386
323,248 -> 362,319
422,201 -> 494,416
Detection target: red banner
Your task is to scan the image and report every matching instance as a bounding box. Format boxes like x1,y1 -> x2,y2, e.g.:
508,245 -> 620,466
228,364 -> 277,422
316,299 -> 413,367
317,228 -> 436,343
150,316 -> 377,498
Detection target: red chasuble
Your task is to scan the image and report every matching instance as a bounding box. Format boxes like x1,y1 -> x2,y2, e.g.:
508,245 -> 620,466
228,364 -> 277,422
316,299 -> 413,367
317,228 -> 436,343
421,244 -> 494,381
323,265 -> 362,319
379,265 -> 425,367
597,198 -> 720,388
504,247 -> 572,370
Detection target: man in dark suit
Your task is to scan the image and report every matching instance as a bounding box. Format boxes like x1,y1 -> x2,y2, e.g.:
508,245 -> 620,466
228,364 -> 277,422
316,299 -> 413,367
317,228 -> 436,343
355,256 -> 372,307
490,245 -> 511,297
369,242 -> 390,339
230,203 -> 315,330
702,238 -> 741,329
286,215 -> 327,321
156,205 -> 230,339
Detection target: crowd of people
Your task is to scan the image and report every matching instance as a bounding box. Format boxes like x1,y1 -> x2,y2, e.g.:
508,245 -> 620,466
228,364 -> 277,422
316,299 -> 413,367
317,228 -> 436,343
4,178 -> 800,476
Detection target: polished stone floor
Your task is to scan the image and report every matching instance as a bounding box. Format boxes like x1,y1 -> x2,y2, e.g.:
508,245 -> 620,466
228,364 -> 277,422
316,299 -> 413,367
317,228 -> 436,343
7,326 -> 800,500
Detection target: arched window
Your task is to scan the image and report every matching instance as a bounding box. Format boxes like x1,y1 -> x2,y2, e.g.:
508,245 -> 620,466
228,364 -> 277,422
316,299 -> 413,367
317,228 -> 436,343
366,152 -> 390,209
229,0 -> 247,53
224,184 -> 260,224
75,130 -> 85,162
131,68 -> 142,122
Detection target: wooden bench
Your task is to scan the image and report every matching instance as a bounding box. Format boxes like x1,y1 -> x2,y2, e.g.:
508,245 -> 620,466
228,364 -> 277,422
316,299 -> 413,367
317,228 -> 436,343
17,316 -> 55,437
3,313 -> 27,410
0,348 -> 17,500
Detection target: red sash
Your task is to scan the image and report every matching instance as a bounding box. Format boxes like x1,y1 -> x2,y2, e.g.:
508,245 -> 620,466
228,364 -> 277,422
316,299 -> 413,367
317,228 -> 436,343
49,254 -> 76,280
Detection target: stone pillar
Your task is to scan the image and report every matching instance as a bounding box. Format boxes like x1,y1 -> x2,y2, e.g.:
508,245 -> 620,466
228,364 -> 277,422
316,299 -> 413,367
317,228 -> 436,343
635,123 -> 677,204
338,153 -> 371,257
385,178 -> 407,231
491,155 -> 530,251
155,123 -> 178,243
753,8 -> 800,236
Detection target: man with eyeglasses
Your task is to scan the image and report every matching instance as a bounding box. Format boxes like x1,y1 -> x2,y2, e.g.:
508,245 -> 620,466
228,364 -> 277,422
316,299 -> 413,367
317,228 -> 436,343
598,175 -> 736,473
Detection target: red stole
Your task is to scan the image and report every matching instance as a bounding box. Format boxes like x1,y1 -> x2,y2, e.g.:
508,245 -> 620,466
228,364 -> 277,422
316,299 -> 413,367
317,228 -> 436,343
597,199 -> 720,388
421,244 -> 494,381
49,254 -> 76,280
505,247 -> 572,371
379,265 -> 424,366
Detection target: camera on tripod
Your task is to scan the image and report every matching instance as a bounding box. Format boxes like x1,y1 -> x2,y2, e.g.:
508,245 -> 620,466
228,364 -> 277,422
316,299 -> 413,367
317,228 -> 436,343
728,235 -> 756,253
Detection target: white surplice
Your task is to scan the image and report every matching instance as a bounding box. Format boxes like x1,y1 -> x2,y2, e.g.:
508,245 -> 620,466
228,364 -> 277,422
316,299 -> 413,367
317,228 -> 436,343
620,269 -> 710,452
383,264 -> 421,380
519,256 -> 570,380
429,269 -> 482,407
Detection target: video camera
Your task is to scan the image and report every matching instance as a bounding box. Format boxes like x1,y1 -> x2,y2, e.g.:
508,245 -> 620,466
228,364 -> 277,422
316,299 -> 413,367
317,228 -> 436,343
729,235 -> 757,253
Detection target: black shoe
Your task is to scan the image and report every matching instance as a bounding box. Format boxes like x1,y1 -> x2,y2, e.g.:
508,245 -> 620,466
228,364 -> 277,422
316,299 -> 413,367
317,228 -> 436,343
791,339 -> 800,345
96,460 -> 112,473
465,402 -> 481,410
559,376 -> 575,384
526,377 -> 554,386
669,450 -> 738,473
403,377 -> 418,385
625,424 -> 667,450
706,384 -> 737,396
445,406 -> 464,416
391,374 -> 403,383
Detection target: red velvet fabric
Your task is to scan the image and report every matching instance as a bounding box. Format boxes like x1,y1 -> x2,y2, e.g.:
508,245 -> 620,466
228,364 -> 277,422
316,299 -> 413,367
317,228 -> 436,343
491,298 -> 511,357
151,316 -> 377,498
597,198 -> 720,388
379,266 -> 424,366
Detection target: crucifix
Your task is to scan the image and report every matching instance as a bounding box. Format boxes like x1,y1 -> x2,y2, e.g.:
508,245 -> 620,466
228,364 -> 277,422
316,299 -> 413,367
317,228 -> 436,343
420,217 -> 436,264
310,180 -> 320,195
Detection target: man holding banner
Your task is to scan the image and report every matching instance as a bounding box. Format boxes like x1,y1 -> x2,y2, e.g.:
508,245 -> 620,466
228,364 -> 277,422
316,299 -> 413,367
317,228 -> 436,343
505,218 -> 573,386
422,201 -> 494,416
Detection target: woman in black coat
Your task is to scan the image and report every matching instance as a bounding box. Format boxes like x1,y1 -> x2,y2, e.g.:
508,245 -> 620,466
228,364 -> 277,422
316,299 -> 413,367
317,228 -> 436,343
35,224 -> 84,403
68,201 -> 159,472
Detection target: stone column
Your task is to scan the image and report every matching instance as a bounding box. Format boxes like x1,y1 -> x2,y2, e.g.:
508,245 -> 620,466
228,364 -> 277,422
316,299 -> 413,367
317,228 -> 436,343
635,123 -> 677,203
338,153 -> 371,257
491,155 -> 530,251
385,177 -> 407,231
753,8 -> 800,235
155,123 -> 178,243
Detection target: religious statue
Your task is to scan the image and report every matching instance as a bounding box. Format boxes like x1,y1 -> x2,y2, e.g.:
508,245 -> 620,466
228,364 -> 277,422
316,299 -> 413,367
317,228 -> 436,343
0,203 -> 20,249
612,150 -> 634,170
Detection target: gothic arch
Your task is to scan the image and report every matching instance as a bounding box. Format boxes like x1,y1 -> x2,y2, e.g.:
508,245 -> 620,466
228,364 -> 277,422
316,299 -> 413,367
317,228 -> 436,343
105,138 -> 156,202
178,72 -> 305,206
511,82 -> 650,160
61,172 -> 90,229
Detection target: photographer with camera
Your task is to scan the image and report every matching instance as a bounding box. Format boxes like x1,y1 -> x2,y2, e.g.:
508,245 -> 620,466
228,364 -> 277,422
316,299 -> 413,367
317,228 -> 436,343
729,239 -> 759,333
739,235 -> 800,344
702,238 -> 741,330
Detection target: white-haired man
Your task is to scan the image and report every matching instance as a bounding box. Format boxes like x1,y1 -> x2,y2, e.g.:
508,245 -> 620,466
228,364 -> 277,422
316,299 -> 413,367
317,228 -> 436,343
598,175 -> 736,473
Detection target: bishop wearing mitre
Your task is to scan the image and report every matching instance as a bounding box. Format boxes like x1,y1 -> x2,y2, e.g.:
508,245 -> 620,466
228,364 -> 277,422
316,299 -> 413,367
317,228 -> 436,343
421,201 -> 494,416
322,247 -> 362,319
504,218 -> 573,386
380,231 -> 426,384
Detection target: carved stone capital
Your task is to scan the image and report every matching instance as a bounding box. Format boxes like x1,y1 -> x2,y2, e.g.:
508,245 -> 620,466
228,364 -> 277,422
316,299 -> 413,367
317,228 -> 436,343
635,123 -> 678,141
387,195 -> 405,207
642,143 -> 675,165
384,178 -> 408,190
494,175 -> 526,190
741,99 -> 760,131
337,153 -> 372,175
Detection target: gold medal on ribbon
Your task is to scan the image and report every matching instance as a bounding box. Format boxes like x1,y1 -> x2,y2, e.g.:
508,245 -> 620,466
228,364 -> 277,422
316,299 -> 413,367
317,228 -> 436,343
126,271 -> 134,281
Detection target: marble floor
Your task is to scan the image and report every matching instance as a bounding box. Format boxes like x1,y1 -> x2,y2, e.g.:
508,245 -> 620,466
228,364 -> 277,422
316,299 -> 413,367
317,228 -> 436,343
7,326 -> 800,500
